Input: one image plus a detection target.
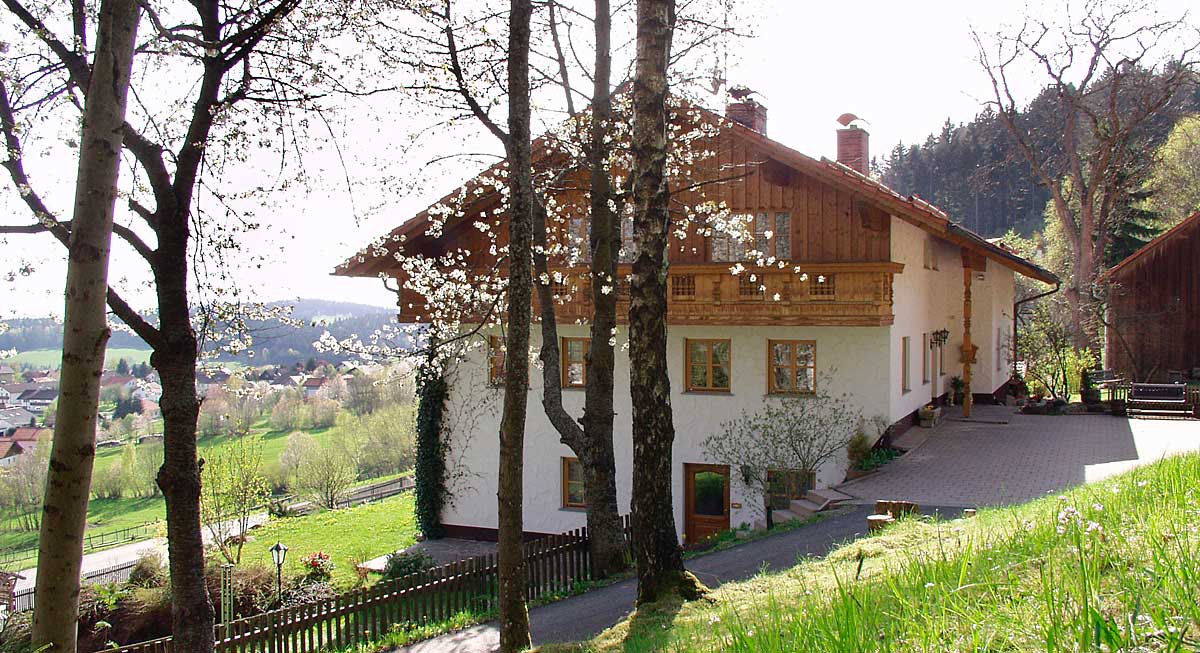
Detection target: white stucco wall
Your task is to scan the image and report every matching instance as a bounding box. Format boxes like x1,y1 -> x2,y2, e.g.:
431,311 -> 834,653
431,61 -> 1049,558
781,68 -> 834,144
888,217 -> 1018,421
441,324 -> 889,540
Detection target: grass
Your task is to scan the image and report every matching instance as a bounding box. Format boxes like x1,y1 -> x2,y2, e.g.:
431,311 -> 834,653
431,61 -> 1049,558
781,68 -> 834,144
236,492 -> 418,589
5,347 -> 152,369
540,452 -> 1200,653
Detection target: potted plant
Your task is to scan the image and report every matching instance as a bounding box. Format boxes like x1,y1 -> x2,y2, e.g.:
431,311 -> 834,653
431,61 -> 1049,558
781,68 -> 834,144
949,376 -> 966,405
917,403 -> 941,428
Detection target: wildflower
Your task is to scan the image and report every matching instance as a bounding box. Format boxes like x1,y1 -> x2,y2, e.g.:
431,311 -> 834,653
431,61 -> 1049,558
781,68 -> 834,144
1092,503 -> 1104,512
1137,480 -> 1149,487
708,615 -> 721,625
1086,521 -> 1103,534
924,582 -> 936,589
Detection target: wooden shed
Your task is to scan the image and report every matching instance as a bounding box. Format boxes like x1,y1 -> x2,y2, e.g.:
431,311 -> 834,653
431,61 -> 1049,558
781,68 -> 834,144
1100,210 -> 1200,381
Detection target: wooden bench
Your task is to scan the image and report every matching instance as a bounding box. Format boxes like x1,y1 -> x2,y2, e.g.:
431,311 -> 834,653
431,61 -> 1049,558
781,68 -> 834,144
1128,383 -> 1191,415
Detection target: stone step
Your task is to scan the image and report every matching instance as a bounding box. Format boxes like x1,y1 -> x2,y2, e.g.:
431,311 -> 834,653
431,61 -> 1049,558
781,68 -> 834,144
789,499 -> 825,517
771,509 -> 800,525
807,487 -> 854,505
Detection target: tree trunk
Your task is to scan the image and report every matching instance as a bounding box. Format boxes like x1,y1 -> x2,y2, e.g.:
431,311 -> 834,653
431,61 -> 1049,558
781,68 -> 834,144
31,3 -> 138,650
628,0 -> 704,606
579,0 -> 625,579
498,0 -> 533,650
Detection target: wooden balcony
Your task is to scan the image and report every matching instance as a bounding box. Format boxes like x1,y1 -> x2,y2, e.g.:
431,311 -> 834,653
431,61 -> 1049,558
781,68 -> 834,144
544,262 -> 903,327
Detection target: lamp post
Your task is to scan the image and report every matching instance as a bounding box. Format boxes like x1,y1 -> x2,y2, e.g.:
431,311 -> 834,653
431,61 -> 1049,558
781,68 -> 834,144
269,542 -> 288,606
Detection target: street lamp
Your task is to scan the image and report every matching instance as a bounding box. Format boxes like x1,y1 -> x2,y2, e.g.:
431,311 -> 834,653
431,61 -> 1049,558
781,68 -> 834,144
269,542 -> 288,605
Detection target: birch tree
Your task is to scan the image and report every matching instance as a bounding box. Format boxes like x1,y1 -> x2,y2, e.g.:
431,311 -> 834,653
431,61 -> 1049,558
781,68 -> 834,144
30,2 -> 138,650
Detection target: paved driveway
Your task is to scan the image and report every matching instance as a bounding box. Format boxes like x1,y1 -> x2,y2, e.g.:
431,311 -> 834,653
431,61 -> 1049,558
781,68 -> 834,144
840,411 -> 1200,508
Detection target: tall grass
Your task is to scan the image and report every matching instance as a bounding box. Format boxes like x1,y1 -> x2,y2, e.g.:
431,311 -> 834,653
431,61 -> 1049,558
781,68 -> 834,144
564,453 -> 1200,653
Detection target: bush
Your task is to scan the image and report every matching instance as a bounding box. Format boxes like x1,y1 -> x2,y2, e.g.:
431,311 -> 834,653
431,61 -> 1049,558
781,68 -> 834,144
282,580 -> 337,608
93,464 -> 127,499
846,431 -> 872,468
127,550 -> 167,588
270,396 -> 307,431
856,447 -> 901,472
380,550 -> 437,582
307,398 -> 340,429
300,551 -> 335,581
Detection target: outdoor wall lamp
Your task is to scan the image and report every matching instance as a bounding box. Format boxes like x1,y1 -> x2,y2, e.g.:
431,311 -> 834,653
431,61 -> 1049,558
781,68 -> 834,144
931,329 -> 950,348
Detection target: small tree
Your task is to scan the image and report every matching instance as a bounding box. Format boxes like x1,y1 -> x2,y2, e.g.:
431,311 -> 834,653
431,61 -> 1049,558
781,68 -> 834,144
703,386 -> 861,530
200,436 -> 271,565
293,441 -> 357,510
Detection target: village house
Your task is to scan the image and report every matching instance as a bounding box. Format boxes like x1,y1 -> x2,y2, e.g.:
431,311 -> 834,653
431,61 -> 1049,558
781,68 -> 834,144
14,387 -> 56,415
337,99 -> 1056,543
0,439 -> 24,467
0,364 -> 14,384
1099,210 -> 1200,382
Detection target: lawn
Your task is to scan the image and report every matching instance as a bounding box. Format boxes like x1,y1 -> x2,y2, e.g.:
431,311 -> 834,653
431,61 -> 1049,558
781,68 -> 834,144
236,492 -> 417,589
541,452 -> 1200,652
6,347 -> 152,369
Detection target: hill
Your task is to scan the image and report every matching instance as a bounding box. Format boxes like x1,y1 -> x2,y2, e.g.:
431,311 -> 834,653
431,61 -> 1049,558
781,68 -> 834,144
0,299 -> 406,368
543,453 -> 1200,652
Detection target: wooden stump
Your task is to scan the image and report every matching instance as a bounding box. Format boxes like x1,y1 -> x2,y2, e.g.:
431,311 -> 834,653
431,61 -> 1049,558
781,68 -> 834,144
874,500 -> 920,518
867,514 -> 895,533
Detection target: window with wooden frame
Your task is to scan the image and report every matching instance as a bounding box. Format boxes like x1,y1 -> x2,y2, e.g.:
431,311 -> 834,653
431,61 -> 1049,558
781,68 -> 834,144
568,214 -> 591,263
901,336 -> 912,393
809,274 -> 836,300
922,332 -> 930,384
738,273 -> 764,298
938,338 -> 946,376
685,339 -> 731,392
619,216 -> 636,263
487,336 -> 506,387
768,340 -> 816,394
923,238 -> 939,270
562,457 -> 585,508
671,274 -> 696,299
753,212 -> 791,260
561,337 -> 588,388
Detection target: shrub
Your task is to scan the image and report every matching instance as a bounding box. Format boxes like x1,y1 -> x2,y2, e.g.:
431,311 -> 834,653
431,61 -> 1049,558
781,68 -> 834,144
282,580 -> 337,608
307,398 -> 341,429
127,550 -> 167,588
300,551 -> 335,581
846,431 -> 872,468
380,550 -> 437,582
93,464 -> 127,499
269,396 -> 307,431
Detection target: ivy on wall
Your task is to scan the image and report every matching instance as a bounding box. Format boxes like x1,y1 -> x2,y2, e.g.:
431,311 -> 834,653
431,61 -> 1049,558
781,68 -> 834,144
414,351 -> 448,539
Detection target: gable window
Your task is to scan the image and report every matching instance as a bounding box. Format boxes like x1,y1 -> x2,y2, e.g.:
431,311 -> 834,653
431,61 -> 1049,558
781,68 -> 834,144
810,274 -> 836,300
922,333 -> 930,384
901,336 -> 911,393
710,228 -> 748,262
569,214 -> 591,263
768,340 -> 816,394
685,339 -> 731,392
923,239 -> 939,270
561,337 -> 588,388
754,212 -> 791,260
488,336 -> 506,387
562,457 -> 585,508
620,216 -> 635,263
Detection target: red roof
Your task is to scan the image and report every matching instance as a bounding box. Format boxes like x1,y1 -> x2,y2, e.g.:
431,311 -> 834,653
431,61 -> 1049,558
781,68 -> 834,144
8,426 -> 50,442
0,440 -> 24,459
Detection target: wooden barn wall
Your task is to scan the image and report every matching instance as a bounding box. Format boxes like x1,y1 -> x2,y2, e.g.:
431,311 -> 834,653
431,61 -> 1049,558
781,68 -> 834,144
1105,217 -> 1200,381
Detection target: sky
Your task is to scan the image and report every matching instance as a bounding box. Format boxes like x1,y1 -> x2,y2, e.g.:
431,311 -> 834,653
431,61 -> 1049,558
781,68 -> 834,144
1,0 -> 1195,320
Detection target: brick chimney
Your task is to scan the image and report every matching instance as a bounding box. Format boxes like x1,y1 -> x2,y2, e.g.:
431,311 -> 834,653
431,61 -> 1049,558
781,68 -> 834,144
836,115 -> 869,175
726,89 -> 767,135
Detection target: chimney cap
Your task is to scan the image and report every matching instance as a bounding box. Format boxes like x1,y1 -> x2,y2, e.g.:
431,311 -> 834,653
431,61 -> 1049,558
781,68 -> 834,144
730,85 -> 761,102
836,112 -> 869,128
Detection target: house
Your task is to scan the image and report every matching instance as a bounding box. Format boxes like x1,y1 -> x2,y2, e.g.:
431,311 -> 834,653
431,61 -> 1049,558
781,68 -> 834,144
0,385 -> 10,408
335,98 -> 1057,543
0,407 -> 37,434
0,440 -> 24,467
15,388 -> 57,414
0,364 -> 14,384
196,368 -> 232,395
7,426 -> 50,444
301,376 -> 327,398
1099,210 -> 1200,382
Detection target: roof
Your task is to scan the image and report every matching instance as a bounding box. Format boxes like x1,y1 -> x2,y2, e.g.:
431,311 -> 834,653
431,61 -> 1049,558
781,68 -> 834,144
301,376 -> 327,388
8,426 -> 50,442
18,388 -> 57,401
335,100 -> 1058,286
0,440 -> 23,459
1098,210 -> 1200,282
0,407 -> 36,428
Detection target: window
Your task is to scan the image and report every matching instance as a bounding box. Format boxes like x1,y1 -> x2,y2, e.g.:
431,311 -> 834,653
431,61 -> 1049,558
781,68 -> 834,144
685,339 -> 731,392
901,336 -> 911,393
620,216 -> 635,263
922,333 -> 930,384
938,337 -> 946,376
754,212 -> 791,260
569,214 -> 591,263
768,340 -> 816,394
738,273 -> 764,298
562,457 -> 585,508
923,239 -> 939,270
561,337 -> 588,388
810,274 -> 836,300
488,336 -> 506,387
671,274 -> 696,299
710,228 -> 748,262
996,327 -> 1003,372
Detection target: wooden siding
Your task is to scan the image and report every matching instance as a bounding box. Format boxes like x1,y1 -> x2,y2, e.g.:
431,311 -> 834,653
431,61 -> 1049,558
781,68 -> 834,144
1104,213 -> 1200,381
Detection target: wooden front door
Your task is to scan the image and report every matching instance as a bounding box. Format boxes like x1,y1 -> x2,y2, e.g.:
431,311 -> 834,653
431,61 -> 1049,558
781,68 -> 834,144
684,463 -> 730,545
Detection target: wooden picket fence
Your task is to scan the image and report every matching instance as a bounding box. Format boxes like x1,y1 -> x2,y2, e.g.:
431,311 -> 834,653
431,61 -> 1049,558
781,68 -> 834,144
112,516 -> 632,653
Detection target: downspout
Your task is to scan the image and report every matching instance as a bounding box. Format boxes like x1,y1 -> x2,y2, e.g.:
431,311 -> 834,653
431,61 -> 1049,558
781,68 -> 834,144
1012,281 -> 1062,380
